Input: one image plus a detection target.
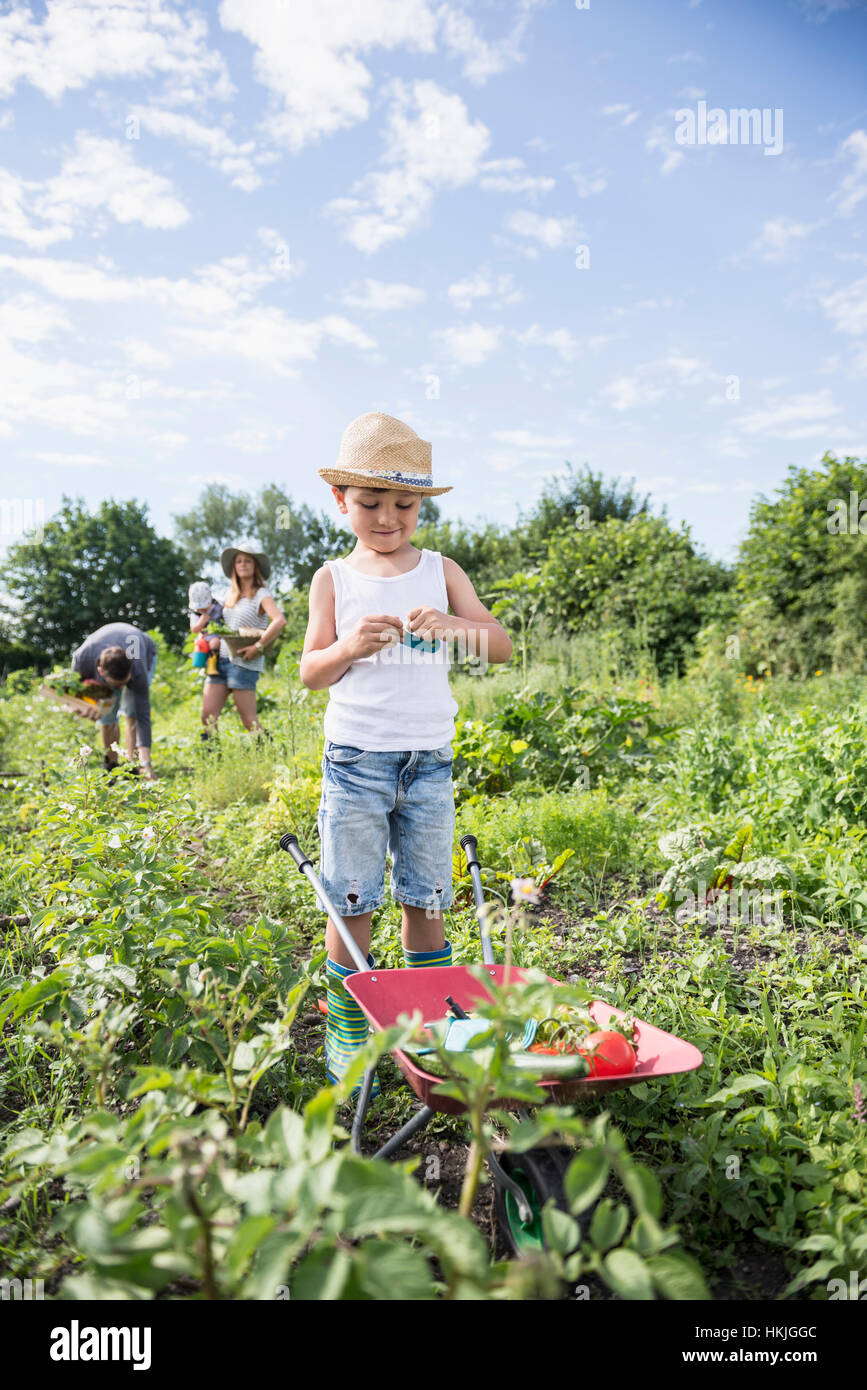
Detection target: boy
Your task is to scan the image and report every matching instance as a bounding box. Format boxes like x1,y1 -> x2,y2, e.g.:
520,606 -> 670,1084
188,581 -> 224,675
300,412 -> 512,1089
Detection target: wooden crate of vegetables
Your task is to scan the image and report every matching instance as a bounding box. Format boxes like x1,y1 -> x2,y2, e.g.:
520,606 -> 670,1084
210,625 -> 264,660
37,670 -> 115,718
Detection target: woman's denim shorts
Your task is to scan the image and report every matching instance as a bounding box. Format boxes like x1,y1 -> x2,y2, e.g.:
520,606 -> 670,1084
204,656 -> 260,691
317,742 -> 455,916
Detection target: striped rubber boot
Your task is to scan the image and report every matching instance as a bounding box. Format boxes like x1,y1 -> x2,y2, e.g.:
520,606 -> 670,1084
325,955 -> 380,1098
403,940 -> 453,970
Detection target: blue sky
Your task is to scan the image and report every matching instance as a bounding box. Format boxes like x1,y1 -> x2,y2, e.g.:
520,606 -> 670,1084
1,0 -> 866,570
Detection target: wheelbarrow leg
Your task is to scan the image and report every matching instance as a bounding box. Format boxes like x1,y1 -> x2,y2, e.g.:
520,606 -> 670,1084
487,1150 -> 534,1224
373,1106 -> 435,1160
351,1065 -> 379,1154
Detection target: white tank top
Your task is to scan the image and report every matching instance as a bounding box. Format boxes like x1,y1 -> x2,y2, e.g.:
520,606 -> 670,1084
323,548 -> 459,751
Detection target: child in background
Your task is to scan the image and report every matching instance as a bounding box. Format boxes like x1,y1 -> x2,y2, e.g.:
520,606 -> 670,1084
300,412 -> 513,1091
188,581 -> 224,676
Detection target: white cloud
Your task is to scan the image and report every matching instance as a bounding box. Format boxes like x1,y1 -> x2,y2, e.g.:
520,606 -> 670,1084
493,429 -> 573,454
479,157 -> 554,197
0,134 -> 189,247
0,249 -> 274,314
318,315 -> 377,350
0,0 -> 233,103
666,51 -> 705,63
434,321 -> 502,366
327,79 -> 490,252
742,216 -> 819,262
645,123 -> 684,175
819,277 -> 867,336
0,333 -> 130,438
715,436 -> 750,459
503,209 -> 577,250
120,338 -> 174,369
601,352 -> 713,411
601,103 -> 640,127
447,267 -> 522,310
514,324 -> 581,361
341,278 -> 426,312
610,296 -> 681,317
737,389 -> 842,438
219,0 -> 438,151
133,107 -> 265,192
176,307 -> 375,377
830,129 -> 867,217
0,292 -> 70,342
34,450 -> 110,467
150,432 -> 188,454
564,162 -> 607,197
218,0 -> 535,153
186,470 -> 249,490
225,426 -> 290,453
0,168 -> 62,249
437,1 -> 539,83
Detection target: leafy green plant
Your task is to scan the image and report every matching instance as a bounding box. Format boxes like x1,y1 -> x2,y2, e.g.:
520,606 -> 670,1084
655,822 -> 793,922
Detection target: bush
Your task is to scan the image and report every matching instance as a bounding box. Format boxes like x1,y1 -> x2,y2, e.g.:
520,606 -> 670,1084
540,514 -> 730,677
735,451 -> 867,676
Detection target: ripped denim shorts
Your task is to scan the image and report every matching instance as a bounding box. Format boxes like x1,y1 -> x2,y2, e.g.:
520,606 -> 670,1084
317,742 -> 455,916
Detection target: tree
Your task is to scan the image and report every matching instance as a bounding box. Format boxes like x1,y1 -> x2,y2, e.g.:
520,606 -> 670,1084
253,485 -> 346,590
521,462 -> 650,561
540,513 -> 730,676
0,612 -> 41,677
173,484 -> 254,577
173,483 -> 347,591
2,497 -> 194,661
736,452 -> 867,675
413,516 -> 528,592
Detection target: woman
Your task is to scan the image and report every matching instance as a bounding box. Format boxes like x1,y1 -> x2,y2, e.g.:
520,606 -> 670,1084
201,538 -> 286,734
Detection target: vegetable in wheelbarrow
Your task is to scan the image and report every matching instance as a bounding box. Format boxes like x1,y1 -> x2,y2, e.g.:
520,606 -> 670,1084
526,1004 -> 637,1077
403,1014 -> 591,1081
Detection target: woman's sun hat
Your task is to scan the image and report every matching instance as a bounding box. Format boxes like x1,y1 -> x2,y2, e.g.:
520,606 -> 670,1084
318,412 -> 452,495
220,538 -> 271,581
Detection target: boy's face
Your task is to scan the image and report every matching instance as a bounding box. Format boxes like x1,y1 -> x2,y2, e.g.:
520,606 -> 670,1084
333,485 -> 421,551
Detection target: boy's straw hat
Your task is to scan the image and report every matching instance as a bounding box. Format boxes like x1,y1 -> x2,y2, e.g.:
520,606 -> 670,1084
319,412 -> 452,495
220,538 -> 271,581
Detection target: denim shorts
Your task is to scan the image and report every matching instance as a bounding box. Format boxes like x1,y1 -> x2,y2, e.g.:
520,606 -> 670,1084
99,653 -> 158,725
317,742 -> 455,916
204,656 -> 260,691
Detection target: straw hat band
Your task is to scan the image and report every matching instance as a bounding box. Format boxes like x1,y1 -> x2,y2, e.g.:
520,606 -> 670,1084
326,466 -> 440,489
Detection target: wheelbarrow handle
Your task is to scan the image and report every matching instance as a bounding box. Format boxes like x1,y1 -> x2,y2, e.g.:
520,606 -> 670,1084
278,832 -> 370,974
459,834 -> 494,965
279,833 -> 311,871
460,833 -> 480,868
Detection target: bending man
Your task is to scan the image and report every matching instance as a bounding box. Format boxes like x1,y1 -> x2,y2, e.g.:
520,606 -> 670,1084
72,623 -> 157,779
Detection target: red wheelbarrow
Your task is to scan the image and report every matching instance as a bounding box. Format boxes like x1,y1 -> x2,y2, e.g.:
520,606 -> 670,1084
280,831 -> 703,1256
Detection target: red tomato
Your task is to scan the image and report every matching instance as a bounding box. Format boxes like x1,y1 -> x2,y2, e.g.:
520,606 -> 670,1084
578,1030 -> 637,1077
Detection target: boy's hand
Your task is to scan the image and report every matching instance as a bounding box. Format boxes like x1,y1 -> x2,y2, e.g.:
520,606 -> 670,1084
347,614 -> 403,659
406,606 -> 450,642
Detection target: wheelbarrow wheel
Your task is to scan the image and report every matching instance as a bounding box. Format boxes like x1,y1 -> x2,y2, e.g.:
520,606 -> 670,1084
493,1147 -> 573,1258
